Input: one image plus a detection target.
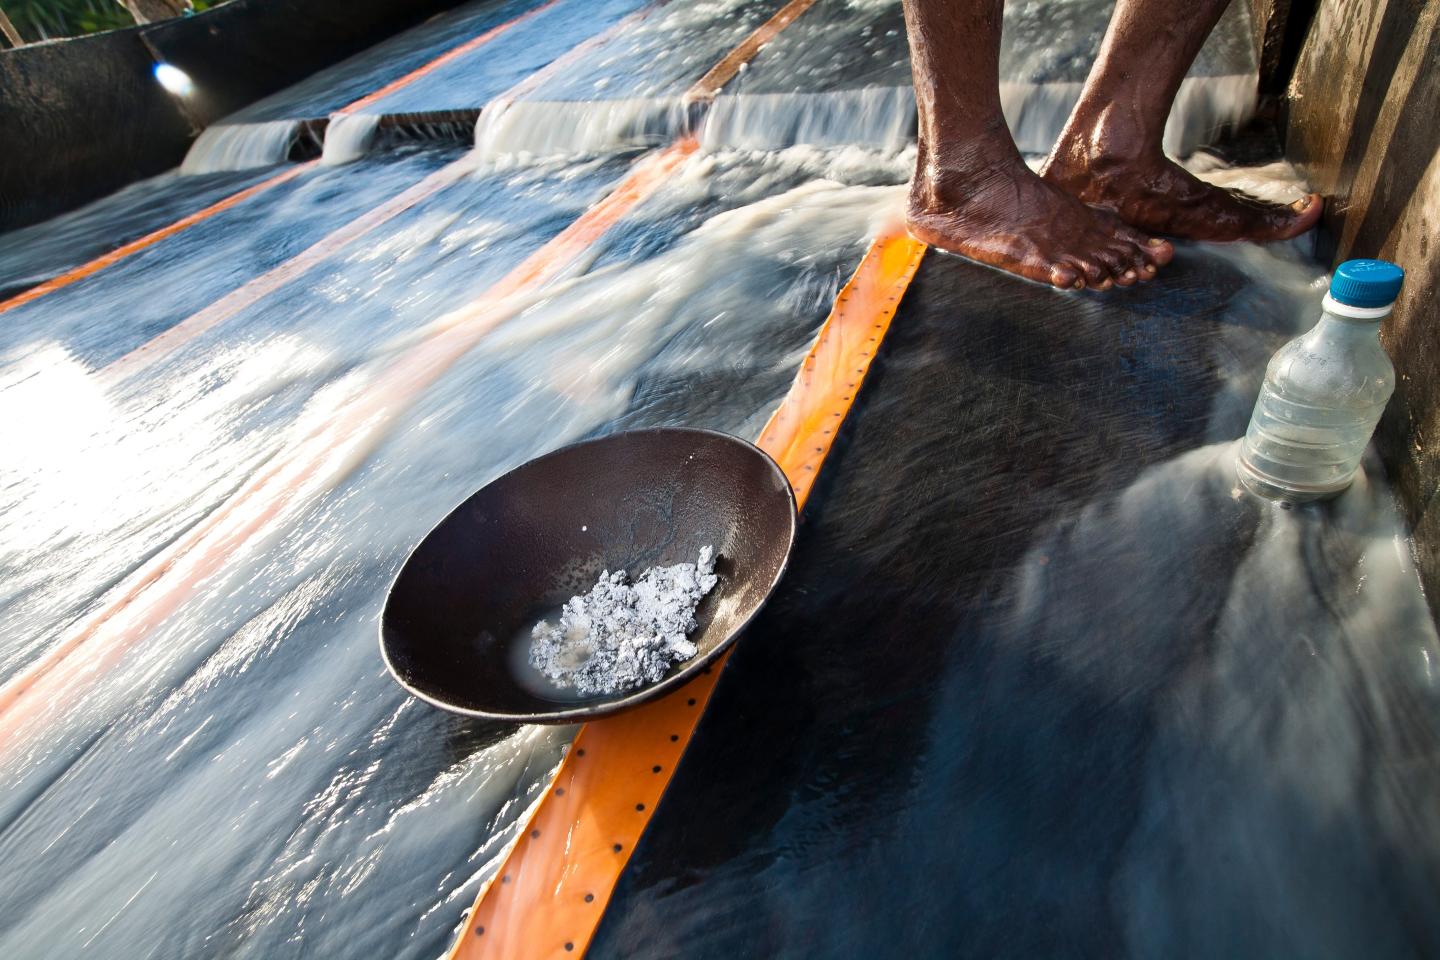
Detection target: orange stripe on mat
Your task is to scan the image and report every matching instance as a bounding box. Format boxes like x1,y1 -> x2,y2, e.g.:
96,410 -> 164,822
100,3 -> 665,382
0,164 -> 311,318
685,0 -> 818,102
0,0 -> 784,755
0,0 -> 558,320
0,140 -> 698,763
335,0 -> 564,116
99,156 -> 476,382
450,232 -> 928,960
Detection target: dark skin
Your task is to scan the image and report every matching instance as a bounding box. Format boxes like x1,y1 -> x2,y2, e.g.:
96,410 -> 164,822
903,0 -> 1322,290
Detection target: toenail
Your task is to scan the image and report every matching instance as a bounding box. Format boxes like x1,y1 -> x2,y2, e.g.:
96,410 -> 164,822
1142,264 -> 1156,274
1124,270 -> 1137,281
1073,279 -> 1085,290
1147,238 -> 1165,246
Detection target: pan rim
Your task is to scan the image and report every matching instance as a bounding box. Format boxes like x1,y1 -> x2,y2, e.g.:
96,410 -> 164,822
378,426 -> 798,723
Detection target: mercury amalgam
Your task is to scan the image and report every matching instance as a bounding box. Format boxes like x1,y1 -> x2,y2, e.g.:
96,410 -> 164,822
530,547 -> 719,695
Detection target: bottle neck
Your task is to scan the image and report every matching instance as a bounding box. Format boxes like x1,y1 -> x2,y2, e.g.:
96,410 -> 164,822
1311,312 -> 1382,348
1311,295 -> 1388,351
1322,292 -> 1394,322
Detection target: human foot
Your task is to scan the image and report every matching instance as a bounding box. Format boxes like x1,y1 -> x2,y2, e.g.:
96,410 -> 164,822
1042,142 -> 1322,243
907,154 -> 1174,291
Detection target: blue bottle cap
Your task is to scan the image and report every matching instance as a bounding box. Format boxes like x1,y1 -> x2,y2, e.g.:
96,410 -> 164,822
1330,259 -> 1405,308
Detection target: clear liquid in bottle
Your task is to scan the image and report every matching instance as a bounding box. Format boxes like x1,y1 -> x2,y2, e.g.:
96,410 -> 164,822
1236,258 -> 1404,502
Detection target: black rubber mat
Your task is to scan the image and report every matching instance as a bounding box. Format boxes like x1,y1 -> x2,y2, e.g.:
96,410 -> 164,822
591,248 -> 1440,959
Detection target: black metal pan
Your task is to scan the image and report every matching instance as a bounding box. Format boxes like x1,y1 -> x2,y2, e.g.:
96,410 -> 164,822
380,427 -> 796,723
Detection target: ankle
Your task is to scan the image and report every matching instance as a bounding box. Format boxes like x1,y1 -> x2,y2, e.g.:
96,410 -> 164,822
912,134 -> 1027,212
1051,108 -> 1163,175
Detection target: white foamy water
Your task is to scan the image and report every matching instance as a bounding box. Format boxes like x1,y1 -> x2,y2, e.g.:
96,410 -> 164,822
472,71 -> 1256,160
321,113 -> 382,166
1184,153 -> 1314,205
477,152 -> 908,367
181,121 -> 302,175
472,97 -> 691,160
702,86 -> 916,151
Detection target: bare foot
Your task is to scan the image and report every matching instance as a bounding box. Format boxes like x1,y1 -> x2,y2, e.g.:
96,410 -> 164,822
908,152 -> 1174,291
1042,140 -> 1322,243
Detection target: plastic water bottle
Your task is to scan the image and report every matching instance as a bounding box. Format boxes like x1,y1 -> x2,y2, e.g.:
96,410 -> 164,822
1236,258 -> 1405,502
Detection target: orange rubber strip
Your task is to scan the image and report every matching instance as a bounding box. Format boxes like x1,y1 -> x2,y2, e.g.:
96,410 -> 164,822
0,0 -> 560,320
450,232 -> 928,960
684,0 -> 818,103
0,140 -> 698,764
334,0 -> 564,116
0,164 -> 310,318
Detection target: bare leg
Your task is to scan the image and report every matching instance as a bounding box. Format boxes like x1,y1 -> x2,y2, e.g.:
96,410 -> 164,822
902,0 -> 1173,290
1041,0 -> 1322,241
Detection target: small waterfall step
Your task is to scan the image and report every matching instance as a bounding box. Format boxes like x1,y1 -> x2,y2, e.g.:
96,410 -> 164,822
181,121 -> 306,175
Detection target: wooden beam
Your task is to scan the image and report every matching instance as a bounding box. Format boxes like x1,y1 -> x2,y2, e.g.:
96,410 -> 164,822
0,7 -> 26,47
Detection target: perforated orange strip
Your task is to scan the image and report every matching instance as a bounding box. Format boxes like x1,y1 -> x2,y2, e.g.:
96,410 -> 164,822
450,232 -> 928,960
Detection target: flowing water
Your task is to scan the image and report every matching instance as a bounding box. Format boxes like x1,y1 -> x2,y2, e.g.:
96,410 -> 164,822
321,114 -> 383,166
0,131 -> 909,956
2,0 -> 1436,957
182,121 -> 304,175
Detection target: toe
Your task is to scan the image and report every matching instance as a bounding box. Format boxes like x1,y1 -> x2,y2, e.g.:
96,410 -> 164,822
1142,236 -> 1174,266
1275,193 -> 1323,240
1049,262 -> 1082,290
1091,247 -> 1133,285
1233,191 -> 1323,242
1109,220 -> 1174,266
1064,255 -> 1108,289
1110,242 -> 1156,282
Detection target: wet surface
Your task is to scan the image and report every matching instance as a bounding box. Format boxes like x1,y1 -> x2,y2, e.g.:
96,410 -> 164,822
0,137 -> 906,956
224,0 -> 556,122
727,0 -> 911,94
353,0 -> 648,116
1000,0 -> 1255,84
0,168 -> 279,297
0,148 -> 460,372
593,246 -> 1440,960
716,0 -> 1257,155
1,1 -> 1437,958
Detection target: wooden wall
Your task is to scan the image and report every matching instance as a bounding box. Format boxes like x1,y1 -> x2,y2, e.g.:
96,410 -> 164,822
1285,0 -> 1440,614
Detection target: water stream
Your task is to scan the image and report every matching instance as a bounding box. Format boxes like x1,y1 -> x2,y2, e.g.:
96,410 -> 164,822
2,0 -> 1436,957
181,121 -> 303,175
0,135 -> 910,956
